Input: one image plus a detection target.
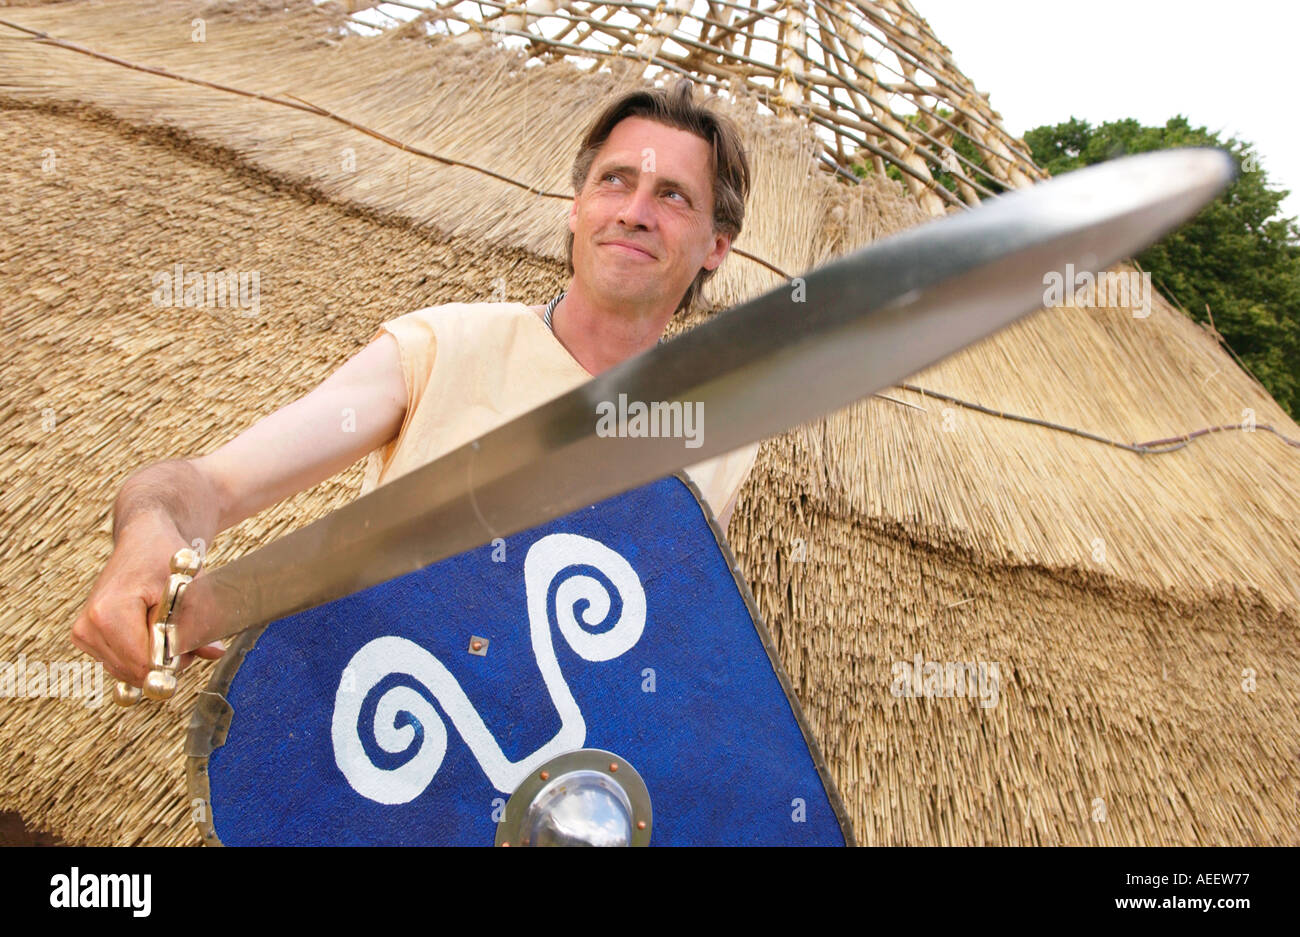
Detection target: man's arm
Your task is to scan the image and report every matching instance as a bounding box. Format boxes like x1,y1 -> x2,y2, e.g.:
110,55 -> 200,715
72,332 -> 408,685
111,458 -> 223,557
192,334 -> 407,535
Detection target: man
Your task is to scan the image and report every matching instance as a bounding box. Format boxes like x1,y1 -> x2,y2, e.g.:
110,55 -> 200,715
72,77 -> 760,690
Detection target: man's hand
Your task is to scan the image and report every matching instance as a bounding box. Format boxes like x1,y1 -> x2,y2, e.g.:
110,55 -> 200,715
70,513 -> 225,687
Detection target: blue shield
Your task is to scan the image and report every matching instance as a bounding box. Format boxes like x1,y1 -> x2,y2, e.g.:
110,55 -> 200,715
188,474 -> 852,845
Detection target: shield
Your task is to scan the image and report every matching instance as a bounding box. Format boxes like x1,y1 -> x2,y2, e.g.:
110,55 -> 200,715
187,473 -> 854,846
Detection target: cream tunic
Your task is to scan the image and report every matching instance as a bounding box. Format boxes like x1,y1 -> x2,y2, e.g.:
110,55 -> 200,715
359,302 -> 760,521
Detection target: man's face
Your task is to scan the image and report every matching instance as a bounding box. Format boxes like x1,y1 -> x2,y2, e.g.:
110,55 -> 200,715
569,116 -> 731,312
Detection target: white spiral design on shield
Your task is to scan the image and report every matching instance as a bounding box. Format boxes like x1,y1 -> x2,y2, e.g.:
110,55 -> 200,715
332,533 -> 646,804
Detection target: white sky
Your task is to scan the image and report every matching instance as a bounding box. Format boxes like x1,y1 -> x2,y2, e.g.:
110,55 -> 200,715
914,0 -> 1299,226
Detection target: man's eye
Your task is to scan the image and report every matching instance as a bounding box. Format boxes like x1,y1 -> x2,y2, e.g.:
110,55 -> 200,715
666,190 -> 685,202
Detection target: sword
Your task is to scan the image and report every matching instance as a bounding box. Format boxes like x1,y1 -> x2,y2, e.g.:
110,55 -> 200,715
116,148 -> 1236,704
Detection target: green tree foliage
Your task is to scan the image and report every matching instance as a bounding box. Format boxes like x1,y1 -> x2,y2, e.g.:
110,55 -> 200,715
1023,116 -> 1300,418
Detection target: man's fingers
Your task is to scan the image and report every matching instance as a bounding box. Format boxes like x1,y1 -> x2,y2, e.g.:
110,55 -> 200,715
71,617 -> 134,686
175,642 -> 224,675
95,599 -> 154,686
194,641 -> 226,660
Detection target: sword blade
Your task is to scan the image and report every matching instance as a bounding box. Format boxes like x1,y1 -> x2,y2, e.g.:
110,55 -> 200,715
178,148 -> 1235,647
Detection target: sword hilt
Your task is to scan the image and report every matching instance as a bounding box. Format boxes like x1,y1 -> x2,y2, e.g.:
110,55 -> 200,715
113,547 -> 203,706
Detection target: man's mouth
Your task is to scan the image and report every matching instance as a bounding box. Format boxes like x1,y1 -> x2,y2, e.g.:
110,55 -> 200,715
602,240 -> 655,259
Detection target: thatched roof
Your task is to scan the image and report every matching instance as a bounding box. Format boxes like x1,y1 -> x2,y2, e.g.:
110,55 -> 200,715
1,0 -> 1296,846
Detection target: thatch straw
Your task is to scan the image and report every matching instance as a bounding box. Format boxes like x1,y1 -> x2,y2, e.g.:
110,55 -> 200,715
1,0 -> 1296,847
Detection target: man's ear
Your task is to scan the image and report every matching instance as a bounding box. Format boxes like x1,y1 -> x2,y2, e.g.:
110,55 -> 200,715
702,230 -> 732,272
568,198 -> 578,234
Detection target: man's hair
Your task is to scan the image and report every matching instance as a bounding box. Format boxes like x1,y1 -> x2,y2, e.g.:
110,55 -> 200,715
565,77 -> 752,315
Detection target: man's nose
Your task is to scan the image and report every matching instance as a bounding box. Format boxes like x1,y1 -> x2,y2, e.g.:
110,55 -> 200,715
616,181 -> 656,228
